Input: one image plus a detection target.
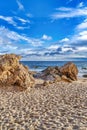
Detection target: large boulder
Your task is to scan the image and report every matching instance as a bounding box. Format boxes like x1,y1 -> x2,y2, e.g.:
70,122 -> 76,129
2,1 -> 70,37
37,62 -> 78,83
39,66 -> 61,81
60,62 -> 78,81
0,54 -> 35,89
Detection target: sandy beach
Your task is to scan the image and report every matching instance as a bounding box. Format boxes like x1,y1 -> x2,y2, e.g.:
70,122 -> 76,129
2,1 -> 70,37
1,0 -> 87,128
0,78 -> 87,130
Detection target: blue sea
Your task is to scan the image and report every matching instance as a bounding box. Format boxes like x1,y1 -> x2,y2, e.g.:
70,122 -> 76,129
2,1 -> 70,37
21,61 -> 87,77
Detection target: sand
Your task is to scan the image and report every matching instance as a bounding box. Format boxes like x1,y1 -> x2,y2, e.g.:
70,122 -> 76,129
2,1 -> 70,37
0,78 -> 87,130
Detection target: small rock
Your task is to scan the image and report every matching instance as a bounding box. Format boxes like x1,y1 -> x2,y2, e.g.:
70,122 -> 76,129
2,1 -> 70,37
73,125 -> 79,129
62,126 -> 73,130
43,81 -> 50,86
79,127 -> 87,130
29,125 -> 35,130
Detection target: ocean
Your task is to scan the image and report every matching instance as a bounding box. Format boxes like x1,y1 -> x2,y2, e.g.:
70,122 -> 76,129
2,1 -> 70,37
21,61 -> 87,77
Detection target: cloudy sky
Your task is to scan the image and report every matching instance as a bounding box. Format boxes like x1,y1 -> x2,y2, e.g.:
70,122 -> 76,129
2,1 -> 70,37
0,0 -> 87,61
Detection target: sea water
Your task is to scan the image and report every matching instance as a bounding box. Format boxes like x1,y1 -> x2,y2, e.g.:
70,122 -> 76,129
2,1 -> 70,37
21,61 -> 87,77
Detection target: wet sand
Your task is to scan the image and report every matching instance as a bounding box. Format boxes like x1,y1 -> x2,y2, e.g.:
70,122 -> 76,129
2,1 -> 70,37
0,78 -> 87,130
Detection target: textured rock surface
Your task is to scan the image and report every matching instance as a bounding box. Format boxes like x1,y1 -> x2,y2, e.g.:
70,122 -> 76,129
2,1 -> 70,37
0,54 -> 35,89
61,75 -> 72,82
38,66 -> 62,81
37,62 -> 78,83
60,62 -> 78,81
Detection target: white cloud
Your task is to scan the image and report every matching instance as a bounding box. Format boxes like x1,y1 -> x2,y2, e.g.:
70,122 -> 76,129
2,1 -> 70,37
15,16 -> 30,24
0,26 -> 44,47
1,24 -> 87,60
77,31 -> 87,41
20,29 -> 87,60
77,19 -> 87,30
77,2 -> 84,8
28,38 -> 44,46
0,26 -> 21,45
64,30 -> 87,46
42,34 -> 52,40
0,15 -> 17,26
19,48 -> 32,54
51,6 -> 87,19
59,38 -> 69,43
79,30 -> 87,36
77,46 -> 87,52
48,45 -> 59,50
16,0 -> 24,11
16,26 -> 30,30
21,52 -> 86,61
56,7 -> 72,11
47,29 -> 87,58
4,45 -> 18,50
62,47 -> 73,52
0,15 -> 30,30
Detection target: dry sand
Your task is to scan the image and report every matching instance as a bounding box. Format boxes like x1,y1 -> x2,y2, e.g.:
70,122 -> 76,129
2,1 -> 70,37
0,78 -> 87,130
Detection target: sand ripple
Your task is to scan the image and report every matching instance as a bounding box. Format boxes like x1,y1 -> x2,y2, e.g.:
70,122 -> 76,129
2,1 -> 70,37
0,81 -> 87,130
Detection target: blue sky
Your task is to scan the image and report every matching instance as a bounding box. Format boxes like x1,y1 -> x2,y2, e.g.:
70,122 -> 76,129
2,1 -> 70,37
0,0 -> 87,60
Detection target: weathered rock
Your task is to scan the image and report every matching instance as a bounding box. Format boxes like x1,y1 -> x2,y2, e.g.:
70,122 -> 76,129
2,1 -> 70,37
42,66 -> 61,75
38,62 -> 78,83
60,62 -> 78,81
40,66 -> 61,81
61,75 -> 72,82
0,54 -> 35,89
54,75 -> 61,82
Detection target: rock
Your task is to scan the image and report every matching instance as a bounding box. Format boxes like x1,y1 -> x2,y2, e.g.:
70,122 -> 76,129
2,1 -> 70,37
40,66 -> 61,81
29,125 -> 35,130
82,67 -> 87,70
37,62 -> 78,83
42,66 -> 61,75
79,127 -> 87,130
61,75 -> 72,82
0,54 -> 35,89
54,75 -> 61,82
60,62 -> 78,81
83,74 -> 87,78
43,81 -> 50,86
62,126 -> 73,130
73,125 -> 79,129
